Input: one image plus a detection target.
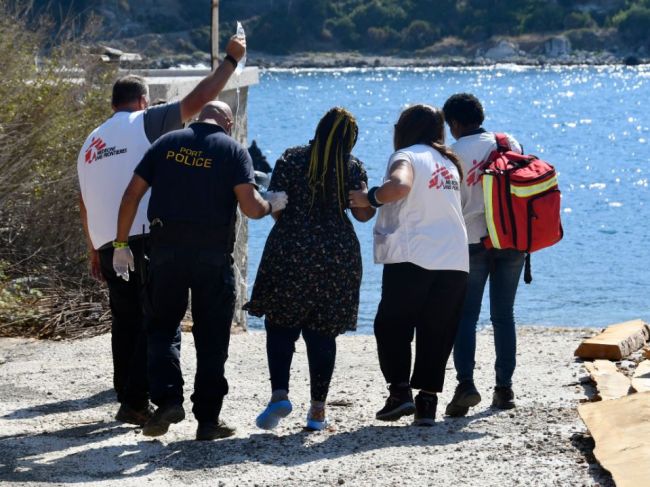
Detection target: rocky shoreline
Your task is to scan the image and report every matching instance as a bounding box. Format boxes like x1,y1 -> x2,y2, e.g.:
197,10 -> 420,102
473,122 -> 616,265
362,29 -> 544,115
248,49 -> 644,70
114,30 -> 648,70
128,47 -> 647,70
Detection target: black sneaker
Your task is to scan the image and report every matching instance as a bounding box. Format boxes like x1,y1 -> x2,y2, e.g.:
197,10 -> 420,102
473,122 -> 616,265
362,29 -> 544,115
413,392 -> 438,426
491,386 -> 515,410
376,385 -> 415,421
445,382 -> 482,417
115,403 -> 154,426
196,419 -> 237,441
142,404 -> 185,437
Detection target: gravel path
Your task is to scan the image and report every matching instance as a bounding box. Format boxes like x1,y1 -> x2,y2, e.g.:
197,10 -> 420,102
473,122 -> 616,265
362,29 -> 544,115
0,327 -> 613,486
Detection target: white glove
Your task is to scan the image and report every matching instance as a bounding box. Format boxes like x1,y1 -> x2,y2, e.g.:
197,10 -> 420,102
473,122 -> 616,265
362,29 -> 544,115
113,247 -> 135,282
262,190 -> 288,213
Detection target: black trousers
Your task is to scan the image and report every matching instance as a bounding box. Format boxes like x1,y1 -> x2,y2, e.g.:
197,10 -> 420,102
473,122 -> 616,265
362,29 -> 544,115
374,262 -> 468,392
98,237 -> 149,409
145,244 -> 236,422
265,321 -> 337,402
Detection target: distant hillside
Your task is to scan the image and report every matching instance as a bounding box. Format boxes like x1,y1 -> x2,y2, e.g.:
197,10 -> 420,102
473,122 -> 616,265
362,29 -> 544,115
19,0 -> 650,65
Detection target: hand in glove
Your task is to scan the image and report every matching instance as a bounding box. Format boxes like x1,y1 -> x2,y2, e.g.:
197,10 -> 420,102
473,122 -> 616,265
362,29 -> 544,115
262,190 -> 288,213
113,247 -> 135,282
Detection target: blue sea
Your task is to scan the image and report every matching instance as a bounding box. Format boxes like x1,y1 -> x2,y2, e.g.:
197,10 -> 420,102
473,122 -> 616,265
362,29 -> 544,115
245,65 -> 650,332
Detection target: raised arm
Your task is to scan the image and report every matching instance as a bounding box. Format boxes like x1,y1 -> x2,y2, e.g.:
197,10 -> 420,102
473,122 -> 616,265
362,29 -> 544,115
179,37 -> 246,123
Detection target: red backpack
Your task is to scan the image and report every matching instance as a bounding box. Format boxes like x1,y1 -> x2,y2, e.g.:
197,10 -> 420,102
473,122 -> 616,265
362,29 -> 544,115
481,134 -> 563,283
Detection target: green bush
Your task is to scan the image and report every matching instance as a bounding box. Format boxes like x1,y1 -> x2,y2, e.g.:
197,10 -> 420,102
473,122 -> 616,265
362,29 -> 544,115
613,6 -> 650,46
190,25 -> 211,53
564,11 -> 596,29
325,17 -> 360,48
0,5 -> 114,268
365,26 -> 399,49
400,20 -> 441,50
520,4 -> 566,32
349,1 -> 408,33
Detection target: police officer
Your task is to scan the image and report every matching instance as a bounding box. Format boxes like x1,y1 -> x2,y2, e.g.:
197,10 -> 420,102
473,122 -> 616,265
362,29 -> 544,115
113,101 -> 288,441
77,35 -> 246,427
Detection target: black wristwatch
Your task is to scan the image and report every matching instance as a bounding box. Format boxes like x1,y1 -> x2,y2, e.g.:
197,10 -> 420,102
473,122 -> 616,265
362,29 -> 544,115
224,54 -> 238,69
367,186 -> 384,208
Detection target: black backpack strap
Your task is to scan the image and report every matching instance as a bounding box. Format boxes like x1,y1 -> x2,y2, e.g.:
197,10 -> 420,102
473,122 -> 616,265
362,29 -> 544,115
524,253 -> 532,284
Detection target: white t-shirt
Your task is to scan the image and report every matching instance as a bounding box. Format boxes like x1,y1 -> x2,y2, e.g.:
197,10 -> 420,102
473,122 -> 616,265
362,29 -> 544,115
451,131 -> 522,244
77,111 -> 152,249
373,144 -> 469,272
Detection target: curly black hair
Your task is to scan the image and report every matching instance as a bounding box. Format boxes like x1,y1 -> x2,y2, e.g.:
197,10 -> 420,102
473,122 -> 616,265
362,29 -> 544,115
442,93 -> 485,127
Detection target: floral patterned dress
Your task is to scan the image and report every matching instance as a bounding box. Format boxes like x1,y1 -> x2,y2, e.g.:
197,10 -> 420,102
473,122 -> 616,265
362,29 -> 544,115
244,145 -> 368,337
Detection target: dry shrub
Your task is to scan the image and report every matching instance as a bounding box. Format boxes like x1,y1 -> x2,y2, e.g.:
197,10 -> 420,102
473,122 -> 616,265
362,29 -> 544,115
0,3 -> 116,338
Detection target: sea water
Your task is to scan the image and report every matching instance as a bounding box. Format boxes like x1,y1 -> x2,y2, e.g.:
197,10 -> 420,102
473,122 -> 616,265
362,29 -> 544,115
247,65 -> 650,332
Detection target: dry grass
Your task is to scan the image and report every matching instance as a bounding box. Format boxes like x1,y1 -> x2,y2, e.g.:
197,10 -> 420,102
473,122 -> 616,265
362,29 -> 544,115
0,4 -> 115,338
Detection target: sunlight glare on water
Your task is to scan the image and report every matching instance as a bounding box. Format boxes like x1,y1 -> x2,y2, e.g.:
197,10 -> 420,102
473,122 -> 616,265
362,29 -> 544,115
247,65 -> 650,332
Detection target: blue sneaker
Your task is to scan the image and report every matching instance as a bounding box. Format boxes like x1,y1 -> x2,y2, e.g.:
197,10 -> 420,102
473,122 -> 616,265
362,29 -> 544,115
255,400 -> 293,430
305,407 -> 328,432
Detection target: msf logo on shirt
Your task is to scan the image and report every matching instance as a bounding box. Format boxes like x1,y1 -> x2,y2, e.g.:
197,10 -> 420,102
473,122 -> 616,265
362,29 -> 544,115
429,163 -> 459,191
466,159 -> 485,187
84,136 -> 127,164
84,137 -> 106,164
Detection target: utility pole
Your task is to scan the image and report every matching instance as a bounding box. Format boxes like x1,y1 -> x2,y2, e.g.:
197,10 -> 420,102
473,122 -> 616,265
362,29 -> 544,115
211,0 -> 219,70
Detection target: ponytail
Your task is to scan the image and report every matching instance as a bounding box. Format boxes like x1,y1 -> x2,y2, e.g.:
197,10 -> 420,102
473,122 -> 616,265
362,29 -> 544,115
432,142 -> 464,182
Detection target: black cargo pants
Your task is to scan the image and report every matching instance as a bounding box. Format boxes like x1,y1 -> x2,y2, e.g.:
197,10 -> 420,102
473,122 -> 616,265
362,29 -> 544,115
145,243 -> 236,422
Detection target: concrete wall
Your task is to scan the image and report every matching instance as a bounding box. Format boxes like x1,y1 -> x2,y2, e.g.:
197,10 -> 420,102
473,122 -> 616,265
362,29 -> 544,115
130,67 -> 260,331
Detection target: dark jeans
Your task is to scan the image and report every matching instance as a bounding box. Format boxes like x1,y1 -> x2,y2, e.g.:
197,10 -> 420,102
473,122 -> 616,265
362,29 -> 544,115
374,263 -> 468,393
145,245 -> 236,422
453,244 -> 525,388
98,237 -> 149,410
265,321 -> 337,402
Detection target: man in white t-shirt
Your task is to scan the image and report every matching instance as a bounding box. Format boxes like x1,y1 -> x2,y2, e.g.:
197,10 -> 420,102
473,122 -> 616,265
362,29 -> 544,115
77,36 -> 246,426
442,93 -> 526,417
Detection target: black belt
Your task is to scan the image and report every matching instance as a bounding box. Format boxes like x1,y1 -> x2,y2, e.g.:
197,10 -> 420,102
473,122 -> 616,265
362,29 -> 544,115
149,220 -> 230,248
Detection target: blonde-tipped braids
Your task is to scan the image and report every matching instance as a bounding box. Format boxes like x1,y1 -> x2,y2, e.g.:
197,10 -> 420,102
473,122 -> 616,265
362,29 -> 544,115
307,107 -> 359,216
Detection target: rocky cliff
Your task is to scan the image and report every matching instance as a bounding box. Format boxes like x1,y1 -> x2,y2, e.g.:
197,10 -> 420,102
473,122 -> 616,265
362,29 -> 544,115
24,0 -> 649,67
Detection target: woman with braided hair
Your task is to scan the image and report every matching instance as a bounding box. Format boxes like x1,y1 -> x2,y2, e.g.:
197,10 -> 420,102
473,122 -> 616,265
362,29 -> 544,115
244,107 -> 374,431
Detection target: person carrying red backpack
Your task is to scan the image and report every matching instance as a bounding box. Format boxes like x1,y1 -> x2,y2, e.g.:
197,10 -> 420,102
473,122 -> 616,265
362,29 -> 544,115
442,93 -> 525,416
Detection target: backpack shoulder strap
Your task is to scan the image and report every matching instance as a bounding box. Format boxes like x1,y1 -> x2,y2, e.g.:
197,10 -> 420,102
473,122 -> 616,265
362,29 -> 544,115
494,133 -> 511,152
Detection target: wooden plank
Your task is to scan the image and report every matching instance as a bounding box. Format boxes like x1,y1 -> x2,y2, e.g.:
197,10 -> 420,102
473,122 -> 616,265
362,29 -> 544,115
575,319 -> 649,360
584,360 -> 630,400
632,360 -> 650,393
578,392 -> 650,487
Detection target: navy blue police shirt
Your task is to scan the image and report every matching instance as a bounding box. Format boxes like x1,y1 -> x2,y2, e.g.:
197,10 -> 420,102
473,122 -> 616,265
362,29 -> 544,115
135,122 -> 255,229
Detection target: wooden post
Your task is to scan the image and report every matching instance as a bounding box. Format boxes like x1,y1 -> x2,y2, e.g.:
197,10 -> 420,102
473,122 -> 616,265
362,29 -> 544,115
211,0 -> 219,70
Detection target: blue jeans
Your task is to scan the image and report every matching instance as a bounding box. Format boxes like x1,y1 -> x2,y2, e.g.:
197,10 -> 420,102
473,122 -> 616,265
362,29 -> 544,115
453,244 -> 525,388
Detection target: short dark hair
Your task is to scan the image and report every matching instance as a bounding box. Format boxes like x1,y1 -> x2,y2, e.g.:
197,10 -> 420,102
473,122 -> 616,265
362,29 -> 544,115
442,93 -> 485,127
111,75 -> 148,108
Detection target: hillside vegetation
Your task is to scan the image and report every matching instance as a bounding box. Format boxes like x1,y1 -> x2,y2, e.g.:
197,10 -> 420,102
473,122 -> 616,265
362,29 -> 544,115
19,0 -> 650,60
0,3 -> 114,338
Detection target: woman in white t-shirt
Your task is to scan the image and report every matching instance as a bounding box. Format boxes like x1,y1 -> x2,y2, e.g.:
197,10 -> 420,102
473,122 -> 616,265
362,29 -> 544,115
349,104 -> 469,426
